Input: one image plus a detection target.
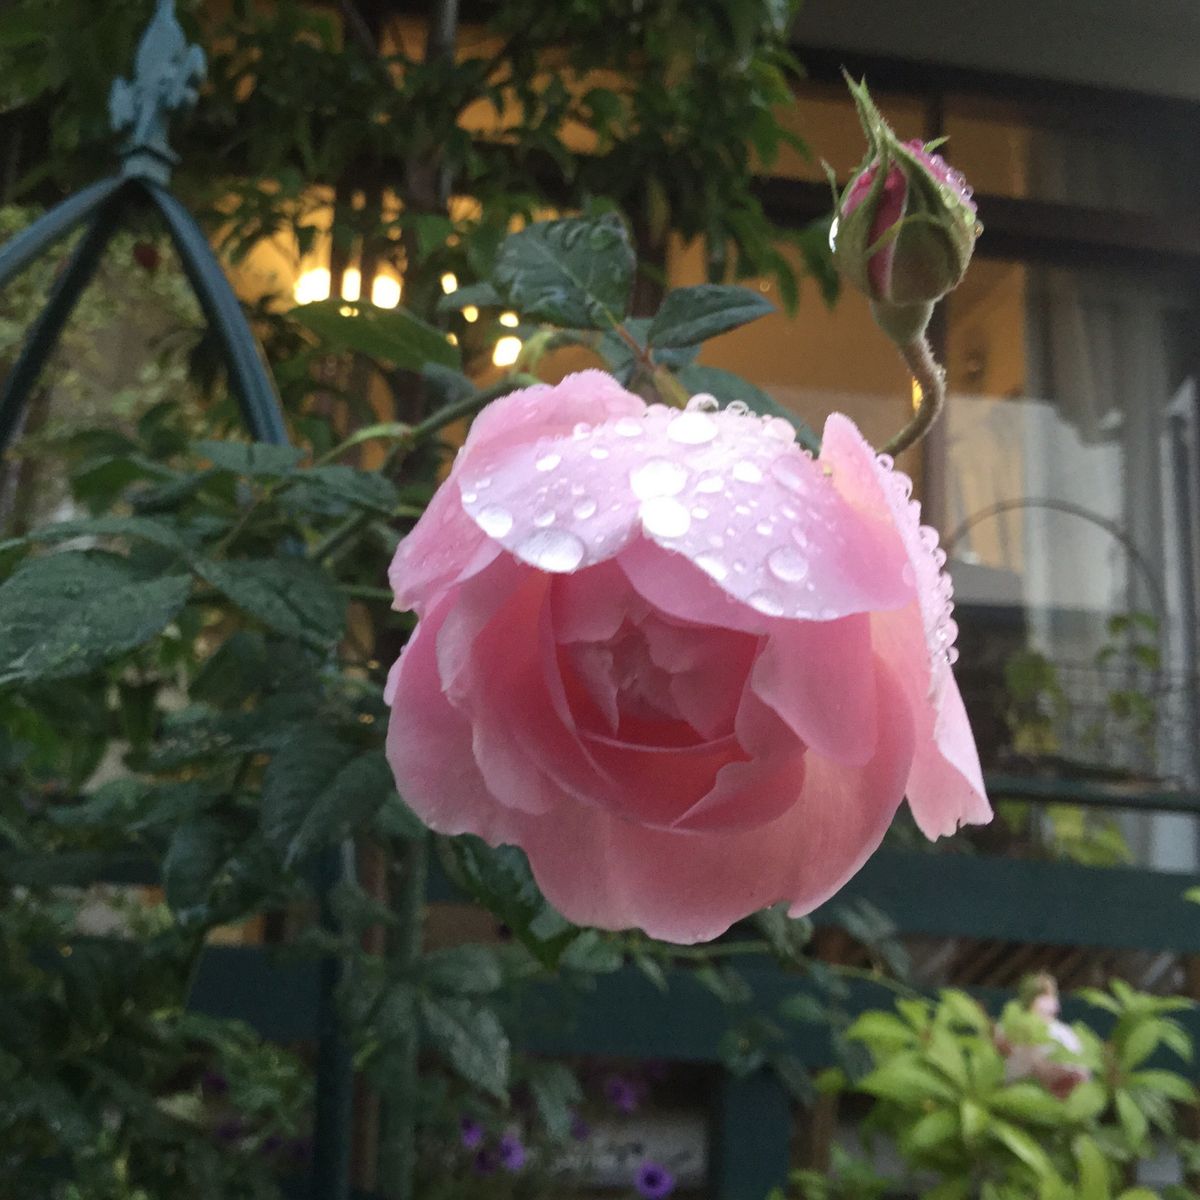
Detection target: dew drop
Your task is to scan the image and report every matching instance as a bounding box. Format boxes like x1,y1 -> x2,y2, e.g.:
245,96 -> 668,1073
767,546 -> 810,583
696,474 -> 724,494
631,457 -> 689,499
763,417 -> 796,443
535,452 -> 562,472
615,417 -> 643,438
708,534 -> 724,548
732,559 -> 747,574
461,490 -> 477,504
639,496 -> 691,539
771,456 -> 810,493
686,393 -> 720,413
695,554 -> 729,581
734,504 -> 751,516
726,400 -> 750,416
476,505 -> 513,538
947,646 -> 960,665
572,421 -> 592,438
475,475 -> 492,490
572,497 -> 598,520
518,528 -> 585,572
749,590 -> 784,616
876,453 -> 894,471
732,460 -> 763,484
667,410 -> 718,445
590,445 -> 610,460
533,509 -> 556,528
755,521 -> 773,536
691,505 -> 709,520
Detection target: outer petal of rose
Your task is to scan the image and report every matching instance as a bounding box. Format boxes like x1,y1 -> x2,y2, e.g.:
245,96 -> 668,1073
388,473 -> 498,617
749,613 -> 877,766
389,372 -> 644,615
385,600 -> 523,844
506,663 -> 914,943
819,413 -> 991,837
459,396 -> 912,620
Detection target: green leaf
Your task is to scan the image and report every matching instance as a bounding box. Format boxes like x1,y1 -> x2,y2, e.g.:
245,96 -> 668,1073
17,516 -> 188,553
1126,1069 -> 1196,1103
902,1108 -> 958,1156
436,282 -> 502,312
648,284 -> 774,348
753,903 -> 813,965
1119,1018 -> 1167,1070
163,820 -> 228,921
860,1054 -> 957,1105
262,736 -> 391,865
1073,1135 -> 1112,1200
493,214 -> 635,330
0,553 -> 191,684
419,995 -> 509,1100
991,1120 -> 1060,1179
1115,1089 -> 1149,1147
195,556 -> 345,649
527,1061 -> 582,1139
192,440 -> 304,476
282,466 -> 400,517
677,364 -> 820,451
1062,1079 -> 1107,1122
422,945 -> 503,996
990,1083 -> 1065,1126
292,299 -> 460,370
844,1011 -> 916,1050
960,1099 -> 989,1143
373,790 -> 427,839
560,929 -> 623,974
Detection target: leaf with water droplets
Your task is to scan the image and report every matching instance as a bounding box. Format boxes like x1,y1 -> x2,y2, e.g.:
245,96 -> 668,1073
493,214 -> 635,330
0,552 -> 191,685
195,556 -> 345,650
648,284 -> 774,349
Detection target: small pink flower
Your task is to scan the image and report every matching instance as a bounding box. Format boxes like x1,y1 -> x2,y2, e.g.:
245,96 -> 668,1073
385,372 -> 990,943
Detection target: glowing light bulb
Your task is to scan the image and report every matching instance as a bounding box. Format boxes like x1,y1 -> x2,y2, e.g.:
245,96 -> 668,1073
371,275 -> 402,308
498,311 -> 519,328
440,272 -> 459,295
447,332 -> 459,346
492,335 -> 522,368
911,378 -> 923,411
293,268 -> 331,305
462,304 -> 479,323
341,268 -> 362,302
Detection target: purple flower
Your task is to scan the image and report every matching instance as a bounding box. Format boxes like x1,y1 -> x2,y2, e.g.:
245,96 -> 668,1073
459,1116 -> 484,1149
201,1070 -> 229,1097
604,1074 -> 640,1115
635,1161 -> 676,1199
473,1146 -> 500,1175
214,1118 -> 245,1143
498,1133 -> 526,1172
570,1111 -> 591,1141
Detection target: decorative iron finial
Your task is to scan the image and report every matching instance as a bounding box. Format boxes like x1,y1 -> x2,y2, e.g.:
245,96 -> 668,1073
108,0 -> 206,184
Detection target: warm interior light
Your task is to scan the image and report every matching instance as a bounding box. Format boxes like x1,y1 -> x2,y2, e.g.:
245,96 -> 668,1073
293,267 -> 331,305
911,378 -> 923,411
371,275 -> 402,309
498,311 -> 519,328
462,304 -> 479,323
341,268 -> 362,303
441,272 -> 459,295
492,335 -> 522,367
447,332 -> 459,346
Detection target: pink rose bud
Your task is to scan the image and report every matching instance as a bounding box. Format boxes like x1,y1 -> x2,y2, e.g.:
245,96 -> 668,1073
385,372 -> 991,943
832,77 -> 979,344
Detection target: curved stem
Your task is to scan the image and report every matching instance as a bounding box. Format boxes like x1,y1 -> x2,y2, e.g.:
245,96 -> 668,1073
881,335 -> 945,458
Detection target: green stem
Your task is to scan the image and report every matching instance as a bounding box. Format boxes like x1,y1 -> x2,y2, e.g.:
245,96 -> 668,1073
830,963 -> 921,1000
881,335 -> 945,458
651,939 -> 769,961
378,833 -> 428,1200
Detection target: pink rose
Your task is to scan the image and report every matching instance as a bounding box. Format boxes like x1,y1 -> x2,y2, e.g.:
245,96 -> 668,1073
385,371 -> 990,943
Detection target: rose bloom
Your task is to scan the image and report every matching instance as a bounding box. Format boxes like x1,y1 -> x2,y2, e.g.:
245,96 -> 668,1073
385,371 -> 990,943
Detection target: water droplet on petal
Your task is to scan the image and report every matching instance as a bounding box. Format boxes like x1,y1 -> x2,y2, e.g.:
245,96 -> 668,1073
876,453 -> 894,471
461,490 -> 477,504
947,646 -> 960,665
615,417 -> 643,438
696,474 -> 724,494
695,554 -> 728,581
755,521 -> 773,536
534,509 -> 556,528
590,445 -> 610,460
477,505 -> 513,538
771,456 -> 809,493
691,505 -> 709,520
686,393 -> 720,413
726,400 -> 750,416
767,546 -> 809,583
764,417 -> 796,442
535,452 -> 561,472
631,457 -> 689,499
518,528 -> 585,572
572,497 -> 598,519
572,422 -> 591,438
732,460 -> 763,484
639,496 -> 691,539
749,590 -> 784,616
667,410 -> 718,445
475,475 -> 492,490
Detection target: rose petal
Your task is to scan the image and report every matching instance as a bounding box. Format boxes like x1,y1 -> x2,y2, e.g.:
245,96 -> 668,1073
509,662 -> 914,942
819,413 -> 990,835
